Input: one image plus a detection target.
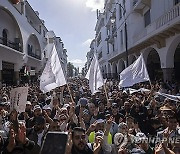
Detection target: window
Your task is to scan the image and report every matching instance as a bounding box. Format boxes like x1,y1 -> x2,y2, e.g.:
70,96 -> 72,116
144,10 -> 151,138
107,28 -> 110,35
39,25 -> 41,34
97,33 -> 102,46
43,30 -> 46,37
119,4 -> 122,20
175,0 -> 180,5
107,42 -> 109,54
120,30 -> 123,45
144,10 -> 151,27
112,43 -> 115,52
2,29 -> 8,46
122,0 -> 126,15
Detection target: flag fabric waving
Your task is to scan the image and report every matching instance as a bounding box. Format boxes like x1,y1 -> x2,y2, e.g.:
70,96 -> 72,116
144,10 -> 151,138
85,54 -> 104,94
40,45 -> 66,93
119,54 -> 150,87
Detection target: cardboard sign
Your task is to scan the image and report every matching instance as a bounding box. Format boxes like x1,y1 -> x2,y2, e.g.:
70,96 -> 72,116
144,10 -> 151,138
10,87 -> 28,113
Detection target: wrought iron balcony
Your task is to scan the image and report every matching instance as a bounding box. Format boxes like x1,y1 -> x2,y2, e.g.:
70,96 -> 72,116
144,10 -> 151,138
0,37 -> 22,52
28,50 -> 41,60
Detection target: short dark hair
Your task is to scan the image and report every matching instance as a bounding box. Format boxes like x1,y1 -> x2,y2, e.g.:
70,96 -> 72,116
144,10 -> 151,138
72,127 -> 85,138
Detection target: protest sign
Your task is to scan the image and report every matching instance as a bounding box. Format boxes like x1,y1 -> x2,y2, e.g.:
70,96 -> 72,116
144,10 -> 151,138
10,87 -> 28,113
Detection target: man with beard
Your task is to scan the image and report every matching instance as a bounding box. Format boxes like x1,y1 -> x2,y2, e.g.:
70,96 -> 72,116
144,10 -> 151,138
25,116 -> 47,154
69,127 -> 93,154
18,101 -> 33,121
26,105 -> 42,128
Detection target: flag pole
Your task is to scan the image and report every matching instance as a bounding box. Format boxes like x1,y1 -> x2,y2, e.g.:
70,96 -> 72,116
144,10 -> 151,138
103,81 -> 109,104
66,83 -> 74,103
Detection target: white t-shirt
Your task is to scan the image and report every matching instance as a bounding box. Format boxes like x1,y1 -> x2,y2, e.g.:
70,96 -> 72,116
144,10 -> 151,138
37,130 -> 44,146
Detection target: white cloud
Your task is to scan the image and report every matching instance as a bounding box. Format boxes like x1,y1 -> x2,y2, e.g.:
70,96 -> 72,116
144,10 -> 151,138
69,59 -> 85,64
69,59 -> 86,71
85,0 -> 104,12
82,39 -> 93,47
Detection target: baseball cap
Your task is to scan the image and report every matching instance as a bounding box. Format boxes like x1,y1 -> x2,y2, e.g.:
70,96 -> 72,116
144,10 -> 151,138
43,105 -> 52,111
96,119 -> 105,124
135,132 -> 148,143
105,111 -> 111,117
26,101 -> 32,105
33,105 -> 42,112
63,104 -> 70,109
131,148 -> 146,154
112,103 -> 118,108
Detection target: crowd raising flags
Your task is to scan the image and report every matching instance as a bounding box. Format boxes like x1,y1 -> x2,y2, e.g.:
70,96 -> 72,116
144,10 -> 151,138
119,54 -> 150,88
40,47 -> 149,94
40,45 -> 66,93
85,54 -> 104,94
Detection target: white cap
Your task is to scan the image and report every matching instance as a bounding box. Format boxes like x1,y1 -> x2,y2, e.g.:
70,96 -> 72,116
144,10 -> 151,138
26,101 -> 32,105
43,105 -> 52,111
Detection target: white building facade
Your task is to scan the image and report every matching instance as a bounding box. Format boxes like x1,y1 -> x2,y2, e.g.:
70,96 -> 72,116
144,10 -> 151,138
85,39 -> 96,73
0,0 -> 67,85
93,0 -> 180,82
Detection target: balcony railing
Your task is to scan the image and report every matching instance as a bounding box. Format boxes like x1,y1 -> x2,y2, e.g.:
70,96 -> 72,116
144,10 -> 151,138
133,3 -> 180,44
0,37 -> 22,52
28,50 -> 41,60
156,3 -> 180,29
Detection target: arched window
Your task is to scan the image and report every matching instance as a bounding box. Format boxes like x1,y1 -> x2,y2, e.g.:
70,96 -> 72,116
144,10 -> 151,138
2,29 -> 8,46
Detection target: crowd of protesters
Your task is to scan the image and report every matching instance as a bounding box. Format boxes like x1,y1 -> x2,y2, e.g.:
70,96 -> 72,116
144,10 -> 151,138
0,77 -> 179,154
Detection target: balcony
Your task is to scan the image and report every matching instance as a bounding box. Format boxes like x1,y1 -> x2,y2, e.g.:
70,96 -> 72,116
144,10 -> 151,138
133,0 -> 151,14
133,3 -> 180,49
28,50 -> 41,60
156,3 -> 180,29
0,37 -> 22,52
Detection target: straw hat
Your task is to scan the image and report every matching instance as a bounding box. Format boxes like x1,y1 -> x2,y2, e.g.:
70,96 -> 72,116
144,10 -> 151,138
159,105 -> 172,111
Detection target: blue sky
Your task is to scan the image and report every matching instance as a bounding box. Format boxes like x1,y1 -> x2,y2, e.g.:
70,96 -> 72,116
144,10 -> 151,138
28,0 -> 104,70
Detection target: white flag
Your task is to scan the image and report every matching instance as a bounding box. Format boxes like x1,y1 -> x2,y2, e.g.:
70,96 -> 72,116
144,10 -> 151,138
85,54 -> 104,94
40,45 -> 66,93
156,92 -> 180,102
119,54 -> 150,87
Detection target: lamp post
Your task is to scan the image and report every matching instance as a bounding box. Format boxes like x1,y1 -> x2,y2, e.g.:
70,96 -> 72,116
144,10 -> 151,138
110,3 -> 128,67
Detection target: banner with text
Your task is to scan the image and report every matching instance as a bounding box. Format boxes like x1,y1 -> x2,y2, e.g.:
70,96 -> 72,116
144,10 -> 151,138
10,87 -> 28,113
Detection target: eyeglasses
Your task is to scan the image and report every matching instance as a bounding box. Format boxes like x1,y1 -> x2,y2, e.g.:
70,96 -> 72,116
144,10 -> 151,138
74,135 -> 86,140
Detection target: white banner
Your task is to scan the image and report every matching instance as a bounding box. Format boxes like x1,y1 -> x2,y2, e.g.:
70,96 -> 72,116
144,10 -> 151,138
128,88 -> 150,94
10,87 -> 28,113
40,45 -> 66,93
156,92 -> 180,102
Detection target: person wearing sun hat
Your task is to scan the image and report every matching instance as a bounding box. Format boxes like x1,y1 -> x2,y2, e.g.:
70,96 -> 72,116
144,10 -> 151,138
159,105 -> 173,118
